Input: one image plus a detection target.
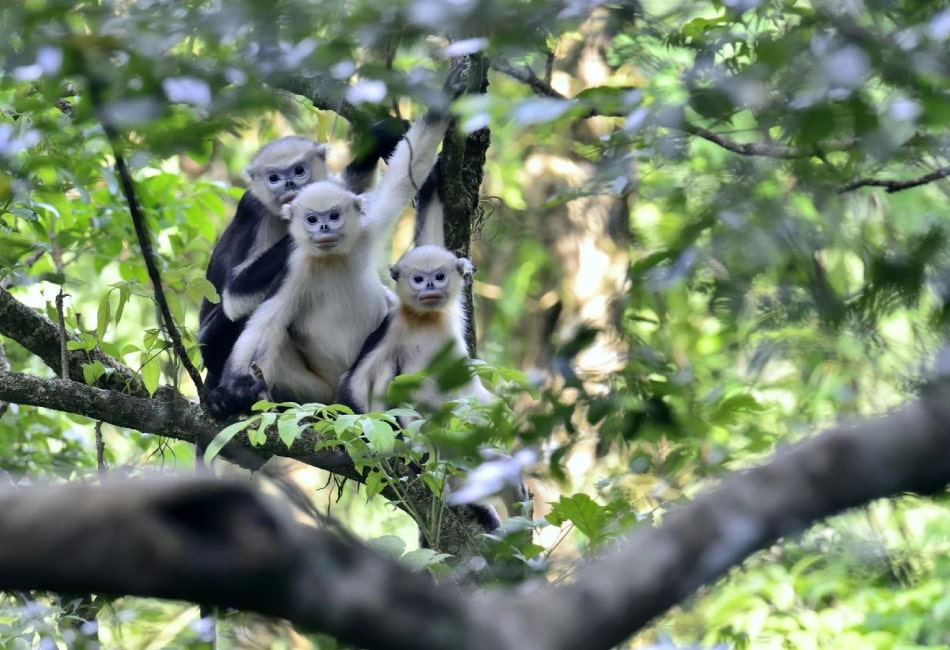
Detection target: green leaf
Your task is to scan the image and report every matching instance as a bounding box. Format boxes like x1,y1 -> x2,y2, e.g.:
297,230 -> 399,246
82,360 -> 106,386
96,290 -> 112,341
546,493 -> 609,541
401,548 -> 452,571
140,357 -> 160,395
363,418 -> 396,455
277,417 -> 299,448
367,534 -> 407,558
189,276 -> 219,304
251,412 -> 276,446
364,468 -> 387,499
114,284 -> 130,324
204,418 -> 256,464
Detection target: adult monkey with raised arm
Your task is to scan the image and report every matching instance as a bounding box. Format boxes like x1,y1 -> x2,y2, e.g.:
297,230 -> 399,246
208,96 -> 456,418
198,121 -> 407,391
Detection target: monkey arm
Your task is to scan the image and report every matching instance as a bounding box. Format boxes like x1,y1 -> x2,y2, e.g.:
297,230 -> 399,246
196,307 -> 248,391
341,119 -> 410,195
362,114 -> 451,241
338,314 -> 393,413
221,235 -> 292,321
200,192 -> 268,323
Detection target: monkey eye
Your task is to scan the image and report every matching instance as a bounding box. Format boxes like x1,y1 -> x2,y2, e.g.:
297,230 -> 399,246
413,275 -> 424,284
306,214 -> 318,225
268,173 -> 280,183
435,273 -> 446,282
329,211 -> 341,221
294,164 -> 307,176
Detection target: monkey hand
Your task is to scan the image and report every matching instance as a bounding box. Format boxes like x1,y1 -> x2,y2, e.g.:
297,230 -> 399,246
424,65 -> 470,123
206,373 -> 268,420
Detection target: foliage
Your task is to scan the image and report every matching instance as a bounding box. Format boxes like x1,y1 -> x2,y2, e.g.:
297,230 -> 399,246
3,0 -> 950,648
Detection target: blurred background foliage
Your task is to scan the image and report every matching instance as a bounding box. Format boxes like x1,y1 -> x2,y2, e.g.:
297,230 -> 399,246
4,0 -> 950,647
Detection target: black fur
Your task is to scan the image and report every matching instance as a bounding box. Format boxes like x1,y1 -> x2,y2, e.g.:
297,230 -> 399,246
207,372 -> 265,419
337,313 -> 393,412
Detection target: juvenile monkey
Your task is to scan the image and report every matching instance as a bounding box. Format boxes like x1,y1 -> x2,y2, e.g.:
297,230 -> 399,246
338,168 -> 509,540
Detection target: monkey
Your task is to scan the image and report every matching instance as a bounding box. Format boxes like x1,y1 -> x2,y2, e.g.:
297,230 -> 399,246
337,167 -> 519,542
207,108 -> 451,419
336,247 -> 490,415
198,121 -> 408,391
339,164 -> 490,415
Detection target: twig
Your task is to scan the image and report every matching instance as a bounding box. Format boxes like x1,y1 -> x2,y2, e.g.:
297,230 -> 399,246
54,290 -> 69,380
0,342 -> 7,420
84,76 -> 206,402
95,421 -> 106,477
492,58 -> 566,100
0,248 -> 45,291
837,165 -> 950,194
490,58 -> 856,159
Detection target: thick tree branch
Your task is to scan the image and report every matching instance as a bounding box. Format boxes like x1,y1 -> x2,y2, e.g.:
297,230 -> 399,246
0,479 -> 484,650
477,382 -> 950,650
0,369 -> 494,557
0,286 -> 146,395
440,55 -> 492,354
3,381 -> 950,648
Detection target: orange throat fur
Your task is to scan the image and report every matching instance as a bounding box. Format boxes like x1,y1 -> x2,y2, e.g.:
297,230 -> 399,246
399,305 -> 447,328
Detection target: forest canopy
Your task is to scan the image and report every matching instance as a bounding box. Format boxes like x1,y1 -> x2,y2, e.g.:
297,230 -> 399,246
4,0 -> 950,648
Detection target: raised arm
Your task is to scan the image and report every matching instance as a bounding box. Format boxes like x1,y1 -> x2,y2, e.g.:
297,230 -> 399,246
361,113 -> 451,241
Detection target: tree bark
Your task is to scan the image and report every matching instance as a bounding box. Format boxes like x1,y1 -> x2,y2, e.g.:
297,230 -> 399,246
2,382 -> 950,649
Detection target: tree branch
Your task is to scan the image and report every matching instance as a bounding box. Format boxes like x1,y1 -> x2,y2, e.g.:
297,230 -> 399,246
490,58 -> 856,159
440,55 -> 492,354
273,72 -> 392,130
84,71 -> 206,400
837,164 -> 950,194
0,286 -> 146,395
0,369 -> 350,476
0,369 -> 494,558
0,479 -> 485,650
3,381 -> 950,648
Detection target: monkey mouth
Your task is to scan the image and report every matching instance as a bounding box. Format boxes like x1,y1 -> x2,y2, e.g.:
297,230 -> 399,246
312,234 -> 340,249
280,191 -> 298,205
418,291 -> 445,306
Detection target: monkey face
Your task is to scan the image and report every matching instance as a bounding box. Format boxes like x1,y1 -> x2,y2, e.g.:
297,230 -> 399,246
300,207 -> 347,251
261,160 -> 314,207
245,137 -> 329,215
392,246 -> 469,312
408,268 -> 451,308
285,181 -> 361,257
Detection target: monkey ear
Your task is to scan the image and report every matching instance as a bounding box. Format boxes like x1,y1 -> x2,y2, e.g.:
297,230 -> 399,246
389,264 -> 400,281
240,165 -> 255,184
280,204 -> 294,221
457,257 -> 475,277
313,143 -> 329,161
